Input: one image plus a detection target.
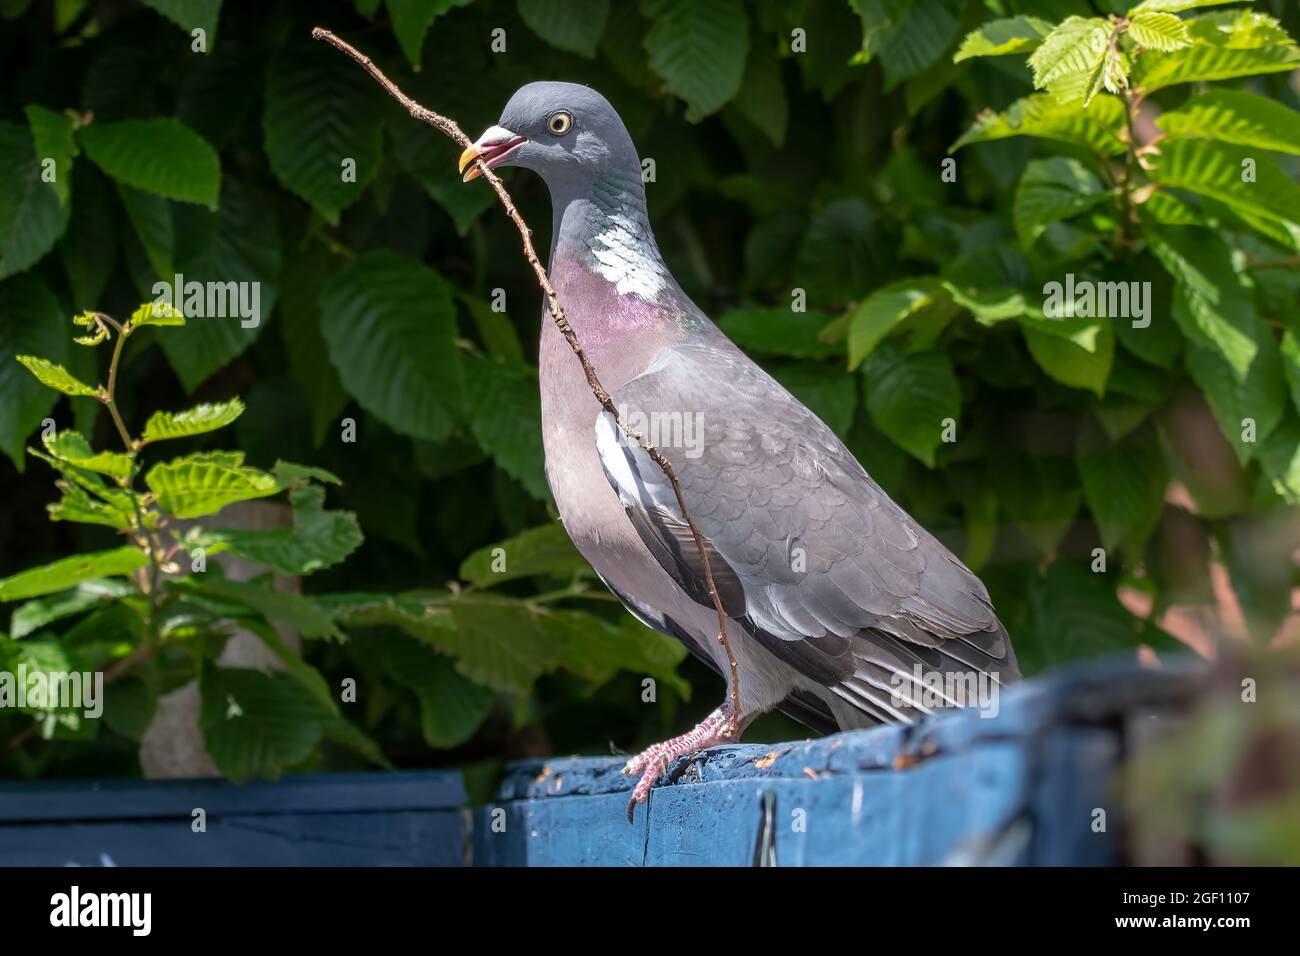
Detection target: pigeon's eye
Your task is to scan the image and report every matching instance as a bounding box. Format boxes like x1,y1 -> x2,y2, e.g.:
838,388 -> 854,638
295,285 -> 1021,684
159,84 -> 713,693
547,111 -> 573,136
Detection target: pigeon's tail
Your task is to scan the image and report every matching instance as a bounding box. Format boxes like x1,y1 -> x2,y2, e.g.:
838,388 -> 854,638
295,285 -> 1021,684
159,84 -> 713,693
810,622 -> 1020,731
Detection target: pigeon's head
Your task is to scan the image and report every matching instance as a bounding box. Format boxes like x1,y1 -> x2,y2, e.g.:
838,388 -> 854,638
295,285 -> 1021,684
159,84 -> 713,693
458,82 -> 638,192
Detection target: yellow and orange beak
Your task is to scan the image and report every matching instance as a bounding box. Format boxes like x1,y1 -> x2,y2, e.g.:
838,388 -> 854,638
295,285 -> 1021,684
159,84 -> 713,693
458,126 -> 527,183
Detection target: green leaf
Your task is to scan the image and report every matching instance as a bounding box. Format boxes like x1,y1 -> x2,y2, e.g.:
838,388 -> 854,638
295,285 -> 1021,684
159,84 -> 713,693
159,179 -> 279,391
1257,412 -> 1300,503
280,246 -> 349,446
1282,331 -> 1300,417
1147,226 -> 1259,380
198,663 -> 331,781
796,198 -> 897,307
319,250 -> 463,442
9,579 -> 134,639
46,478 -> 133,530
1013,157 -> 1111,245
60,164 -> 118,311
1127,11 -> 1191,52
128,300 -> 184,328
320,591 -> 454,641
382,635 -> 494,748
540,609 -> 689,698
519,0 -> 610,57
145,452 -> 279,518
1027,16 -> 1110,95
1149,139 -> 1300,235
847,277 -> 948,370
142,399 -> 244,443
459,523 -> 586,587
139,0 -> 223,43
184,577 -> 343,641
0,546 -> 147,602
1112,261 -> 1182,370
389,114 -> 495,237
1130,0 -> 1239,12
24,105 -> 77,208
460,293 -> 526,365
0,276 -> 71,467
1185,322 -> 1285,465
359,592 -> 561,695
992,454 -> 1081,557
272,460 -> 341,488
1141,189 -> 1204,227
643,0 -> 749,121
954,15 -> 1053,62
117,184 -> 174,279
951,93 -> 1128,156
1023,318 -> 1114,397
15,355 -> 98,397
1157,90 -> 1300,156
717,306 -> 839,360
263,42 -> 384,223
29,443 -> 139,528
730,35 -> 787,146
43,430 -> 132,479
854,0 -> 960,90
444,599 -> 559,693
176,35 -> 258,149
463,356 -> 548,501
0,122 -> 69,279
1133,11 -> 1300,91
0,635 -> 93,736
79,118 -> 220,206
214,484 -> 362,575
1030,562 -> 1142,664
943,283 -> 1027,325
102,677 -> 157,741
1076,420 -> 1167,551
951,475 -> 997,571
861,344 -> 961,467
386,0 -> 469,67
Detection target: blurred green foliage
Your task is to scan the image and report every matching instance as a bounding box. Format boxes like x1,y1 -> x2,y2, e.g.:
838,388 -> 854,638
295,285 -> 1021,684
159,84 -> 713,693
0,0 -> 1298,783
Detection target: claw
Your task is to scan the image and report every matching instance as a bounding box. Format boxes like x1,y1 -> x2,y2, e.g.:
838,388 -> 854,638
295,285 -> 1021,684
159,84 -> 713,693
617,703 -> 738,824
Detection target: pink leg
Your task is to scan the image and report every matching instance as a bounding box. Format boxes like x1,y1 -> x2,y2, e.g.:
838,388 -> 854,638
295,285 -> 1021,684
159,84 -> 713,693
623,703 -> 738,822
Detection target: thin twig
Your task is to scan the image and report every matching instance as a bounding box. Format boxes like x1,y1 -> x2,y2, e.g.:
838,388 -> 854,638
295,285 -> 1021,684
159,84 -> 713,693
102,325 -> 134,452
1246,256 -> 1300,271
99,316 -> 164,615
310,27 -> 742,732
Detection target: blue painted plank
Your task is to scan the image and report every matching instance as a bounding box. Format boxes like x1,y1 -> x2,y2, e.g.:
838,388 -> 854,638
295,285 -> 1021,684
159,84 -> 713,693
1028,728 -> 1121,866
587,743 -> 1028,866
1,811 -> 465,866
471,658 -> 1203,865
0,658 -> 1201,867
491,660 -> 1200,802
0,771 -> 465,822
473,794 -> 648,867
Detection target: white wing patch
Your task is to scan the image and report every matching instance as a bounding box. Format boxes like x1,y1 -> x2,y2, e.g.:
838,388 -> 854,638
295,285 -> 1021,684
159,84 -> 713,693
594,410 -> 641,502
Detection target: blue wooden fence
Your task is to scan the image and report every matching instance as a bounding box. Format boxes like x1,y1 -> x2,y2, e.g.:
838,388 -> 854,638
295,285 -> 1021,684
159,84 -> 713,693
0,659 -> 1200,866
0,771 -> 467,866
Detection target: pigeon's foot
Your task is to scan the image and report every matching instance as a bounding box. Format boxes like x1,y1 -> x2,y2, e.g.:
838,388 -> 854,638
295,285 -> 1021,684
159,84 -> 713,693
623,703 -> 737,823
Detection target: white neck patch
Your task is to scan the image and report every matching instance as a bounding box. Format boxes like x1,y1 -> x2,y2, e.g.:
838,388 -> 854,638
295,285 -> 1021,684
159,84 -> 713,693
588,211 -> 669,301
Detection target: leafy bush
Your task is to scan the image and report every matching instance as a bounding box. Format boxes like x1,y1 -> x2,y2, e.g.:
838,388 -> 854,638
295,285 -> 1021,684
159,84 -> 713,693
0,0 -> 1297,780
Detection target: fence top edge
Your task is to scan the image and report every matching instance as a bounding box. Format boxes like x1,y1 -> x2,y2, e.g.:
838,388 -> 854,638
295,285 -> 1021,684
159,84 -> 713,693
490,655 -> 1206,802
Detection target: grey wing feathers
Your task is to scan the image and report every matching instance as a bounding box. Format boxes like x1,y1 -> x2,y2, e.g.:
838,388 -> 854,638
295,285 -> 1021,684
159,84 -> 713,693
592,568 -> 840,734
595,338 -> 1019,729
